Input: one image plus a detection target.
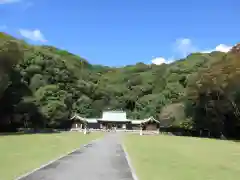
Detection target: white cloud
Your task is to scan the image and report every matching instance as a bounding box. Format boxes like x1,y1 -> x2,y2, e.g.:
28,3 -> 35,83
202,44 -> 232,53
174,38 -> 232,55
151,57 -> 174,65
214,44 -> 232,52
0,0 -> 33,11
151,38 -> 233,65
0,0 -> 21,4
151,37 -> 195,65
19,29 -> 47,42
174,38 -> 197,57
151,57 -> 166,65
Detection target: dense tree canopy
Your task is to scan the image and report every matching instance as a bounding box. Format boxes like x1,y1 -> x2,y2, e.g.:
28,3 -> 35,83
0,32 -> 239,139
185,48 -> 240,138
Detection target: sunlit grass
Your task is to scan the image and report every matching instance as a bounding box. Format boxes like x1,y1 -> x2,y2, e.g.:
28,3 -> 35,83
124,134 -> 240,180
0,132 -> 103,180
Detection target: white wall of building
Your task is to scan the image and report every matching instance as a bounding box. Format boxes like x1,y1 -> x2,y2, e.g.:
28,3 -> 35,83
102,111 -> 127,121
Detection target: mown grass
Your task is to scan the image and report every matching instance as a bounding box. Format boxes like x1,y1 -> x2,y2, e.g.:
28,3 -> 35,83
0,132 -> 103,180
124,134 -> 240,180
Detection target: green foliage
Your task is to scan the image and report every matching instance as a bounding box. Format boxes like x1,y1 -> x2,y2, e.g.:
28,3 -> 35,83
0,39 -> 23,71
0,32 -> 239,139
186,48 -> 240,138
159,103 -> 186,127
0,36 -> 23,99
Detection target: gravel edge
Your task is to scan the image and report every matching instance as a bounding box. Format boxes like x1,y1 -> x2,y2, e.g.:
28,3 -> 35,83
121,138 -> 139,180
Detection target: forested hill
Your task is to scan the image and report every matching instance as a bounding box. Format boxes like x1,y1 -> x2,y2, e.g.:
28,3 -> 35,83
0,32 -> 240,139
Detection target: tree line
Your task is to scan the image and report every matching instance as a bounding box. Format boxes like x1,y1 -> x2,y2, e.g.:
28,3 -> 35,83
0,32 -> 239,139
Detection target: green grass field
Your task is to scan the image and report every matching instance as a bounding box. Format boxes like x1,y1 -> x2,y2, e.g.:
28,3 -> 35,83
124,134 -> 240,180
0,132 -> 103,180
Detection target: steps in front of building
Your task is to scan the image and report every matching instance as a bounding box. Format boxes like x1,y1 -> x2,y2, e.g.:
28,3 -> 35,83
70,128 -> 160,135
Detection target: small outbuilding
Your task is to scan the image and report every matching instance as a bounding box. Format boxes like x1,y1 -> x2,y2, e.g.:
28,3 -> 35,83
70,115 -> 87,129
141,117 -> 160,131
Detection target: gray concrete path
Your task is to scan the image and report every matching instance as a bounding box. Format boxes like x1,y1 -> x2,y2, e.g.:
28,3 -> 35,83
18,133 -> 134,180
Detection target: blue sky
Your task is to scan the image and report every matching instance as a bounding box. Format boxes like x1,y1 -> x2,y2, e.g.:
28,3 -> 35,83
0,0 -> 239,66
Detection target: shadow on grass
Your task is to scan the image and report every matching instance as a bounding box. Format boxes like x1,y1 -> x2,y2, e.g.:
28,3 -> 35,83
0,129 -> 69,136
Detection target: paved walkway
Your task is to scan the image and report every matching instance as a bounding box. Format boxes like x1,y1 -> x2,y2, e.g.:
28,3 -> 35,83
18,133 -> 135,180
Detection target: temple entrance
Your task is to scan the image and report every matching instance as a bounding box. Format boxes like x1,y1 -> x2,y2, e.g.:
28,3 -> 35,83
71,112 -> 161,132
99,121 -> 128,131
106,123 -> 116,130
100,122 -> 115,130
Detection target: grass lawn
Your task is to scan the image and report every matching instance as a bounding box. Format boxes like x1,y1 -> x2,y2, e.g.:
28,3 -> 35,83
124,134 -> 240,180
0,132 -> 103,180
